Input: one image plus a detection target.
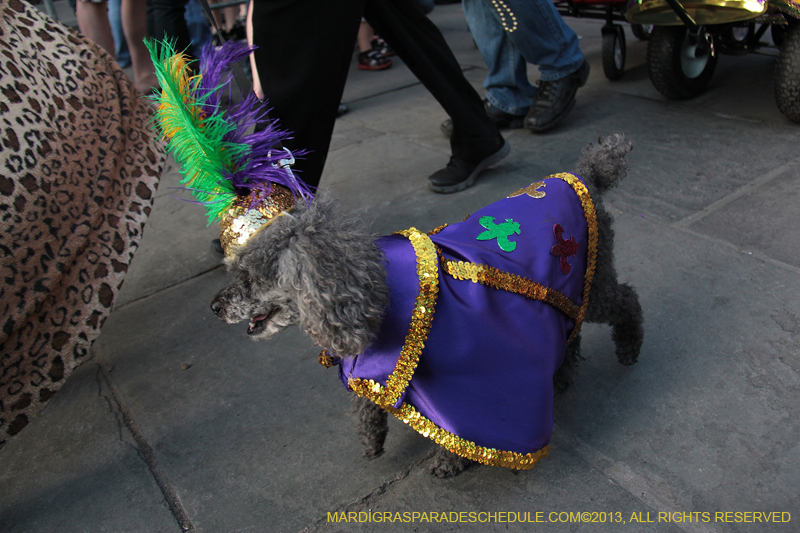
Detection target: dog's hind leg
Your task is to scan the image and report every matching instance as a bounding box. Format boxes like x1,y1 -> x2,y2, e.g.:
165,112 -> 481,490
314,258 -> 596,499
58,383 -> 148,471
430,447 -> 474,478
351,395 -> 388,459
587,281 -> 643,366
554,333 -> 583,394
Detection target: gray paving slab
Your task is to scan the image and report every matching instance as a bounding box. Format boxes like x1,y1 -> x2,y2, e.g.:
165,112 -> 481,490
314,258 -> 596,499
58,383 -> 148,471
0,361 -> 180,533
685,158 -> 800,269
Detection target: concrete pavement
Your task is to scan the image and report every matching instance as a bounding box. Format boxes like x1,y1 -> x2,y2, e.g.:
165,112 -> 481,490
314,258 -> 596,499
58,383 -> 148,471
1,4 -> 799,532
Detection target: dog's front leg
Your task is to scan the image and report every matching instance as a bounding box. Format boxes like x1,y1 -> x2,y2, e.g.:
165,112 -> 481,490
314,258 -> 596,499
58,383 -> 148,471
429,447 -> 474,478
350,395 -> 388,459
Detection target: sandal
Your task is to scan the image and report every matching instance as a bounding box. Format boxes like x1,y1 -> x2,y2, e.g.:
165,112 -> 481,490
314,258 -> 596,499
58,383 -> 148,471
358,49 -> 392,70
371,37 -> 395,57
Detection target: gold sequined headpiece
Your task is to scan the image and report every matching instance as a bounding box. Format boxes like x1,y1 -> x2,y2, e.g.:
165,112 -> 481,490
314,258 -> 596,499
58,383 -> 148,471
218,185 -> 296,256
146,39 -> 313,257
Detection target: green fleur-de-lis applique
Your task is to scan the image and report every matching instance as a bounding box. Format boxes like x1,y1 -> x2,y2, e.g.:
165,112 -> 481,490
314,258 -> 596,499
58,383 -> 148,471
476,215 -> 521,252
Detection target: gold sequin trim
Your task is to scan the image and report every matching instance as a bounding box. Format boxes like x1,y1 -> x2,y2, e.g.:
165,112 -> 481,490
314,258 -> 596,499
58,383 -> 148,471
349,377 -> 549,470
348,228 -> 439,408
437,249 -> 580,321
491,0 -> 518,32
427,223 -> 449,236
319,351 -> 335,368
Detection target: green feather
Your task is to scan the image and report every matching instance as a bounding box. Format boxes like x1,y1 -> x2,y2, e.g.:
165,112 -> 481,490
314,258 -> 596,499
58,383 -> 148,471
145,39 -> 239,223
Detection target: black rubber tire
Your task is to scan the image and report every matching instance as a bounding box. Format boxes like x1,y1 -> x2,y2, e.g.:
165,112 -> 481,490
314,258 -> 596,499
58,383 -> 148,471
631,23 -> 652,41
647,25 -> 717,100
602,25 -> 626,81
775,24 -> 800,122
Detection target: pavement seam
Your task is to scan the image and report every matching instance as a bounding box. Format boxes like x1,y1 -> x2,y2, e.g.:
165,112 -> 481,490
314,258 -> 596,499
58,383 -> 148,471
114,264 -> 226,313
669,225 -> 800,275
98,361 -> 197,533
553,424 -> 722,533
672,156 -> 800,230
299,450 -> 438,533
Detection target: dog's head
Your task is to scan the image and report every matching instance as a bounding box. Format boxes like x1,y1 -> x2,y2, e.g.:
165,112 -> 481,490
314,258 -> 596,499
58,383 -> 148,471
209,194 -> 390,355
210,237 -> 300,341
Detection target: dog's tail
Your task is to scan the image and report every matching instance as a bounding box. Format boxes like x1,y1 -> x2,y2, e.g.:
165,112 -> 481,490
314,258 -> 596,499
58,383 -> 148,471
573,133 -> 632,194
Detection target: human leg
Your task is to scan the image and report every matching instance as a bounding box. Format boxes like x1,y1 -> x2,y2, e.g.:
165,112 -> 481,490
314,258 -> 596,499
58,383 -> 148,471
491,0 -> 588,132
462,0 -> 534,116
250,0 -> 364,188
108,0 -> 131,67
76,0 -> 116,56
363,0 -> 502,164
121,0 -> 159,93
500,0 -> 584,81
149,0 -> 194,63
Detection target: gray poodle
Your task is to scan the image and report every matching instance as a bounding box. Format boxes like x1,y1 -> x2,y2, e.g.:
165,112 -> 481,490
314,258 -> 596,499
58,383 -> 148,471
210,134 -> 643,477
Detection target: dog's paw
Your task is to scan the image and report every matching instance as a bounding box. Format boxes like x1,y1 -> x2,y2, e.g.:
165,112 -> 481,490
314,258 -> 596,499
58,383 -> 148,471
429,449 -> 473,478
363,447 -> 385,460
616,346 -> 640,366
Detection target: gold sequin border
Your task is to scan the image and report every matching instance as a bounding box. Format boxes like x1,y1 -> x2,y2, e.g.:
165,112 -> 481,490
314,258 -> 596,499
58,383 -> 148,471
547,173 -> 598,344
349,377 -> 549,470
436,249 -> 580,321
347,228 -> 439,408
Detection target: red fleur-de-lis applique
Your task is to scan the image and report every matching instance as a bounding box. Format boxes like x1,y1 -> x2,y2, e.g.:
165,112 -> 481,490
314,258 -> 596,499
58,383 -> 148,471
550,223 -> 578,275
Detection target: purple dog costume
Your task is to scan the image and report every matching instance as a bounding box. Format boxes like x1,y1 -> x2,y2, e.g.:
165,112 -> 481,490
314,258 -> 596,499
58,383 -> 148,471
327,173 -> 598,470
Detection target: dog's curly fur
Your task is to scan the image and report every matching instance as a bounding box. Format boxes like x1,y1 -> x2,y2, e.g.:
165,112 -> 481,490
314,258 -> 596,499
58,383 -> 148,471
211,134 -> 644,477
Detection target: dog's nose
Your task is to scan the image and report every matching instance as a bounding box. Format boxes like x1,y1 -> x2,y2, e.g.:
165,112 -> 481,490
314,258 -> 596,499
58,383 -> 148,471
210,298 -> 223,316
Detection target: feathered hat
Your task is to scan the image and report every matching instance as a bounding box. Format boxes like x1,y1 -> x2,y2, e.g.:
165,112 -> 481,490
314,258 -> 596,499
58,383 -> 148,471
145,39 -> 313,256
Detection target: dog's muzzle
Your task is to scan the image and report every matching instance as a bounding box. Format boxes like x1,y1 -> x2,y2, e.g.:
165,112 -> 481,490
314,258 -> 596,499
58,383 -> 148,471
210,297 -> 224,317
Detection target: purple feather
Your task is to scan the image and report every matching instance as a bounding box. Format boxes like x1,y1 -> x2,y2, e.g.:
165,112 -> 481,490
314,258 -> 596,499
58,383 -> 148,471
196,41 -> 314,202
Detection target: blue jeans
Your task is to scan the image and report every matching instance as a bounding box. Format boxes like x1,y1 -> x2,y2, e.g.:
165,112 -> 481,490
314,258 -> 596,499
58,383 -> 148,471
108,0 -> 131,68
463,0 -> 584,116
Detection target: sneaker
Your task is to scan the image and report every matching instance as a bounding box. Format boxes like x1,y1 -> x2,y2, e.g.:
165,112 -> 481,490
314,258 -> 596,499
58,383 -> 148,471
371,37 -> 395,57
358,49 -> 392,70
440,99 -> 525,138
524,60 -> 590,133
428,136 -> 510,194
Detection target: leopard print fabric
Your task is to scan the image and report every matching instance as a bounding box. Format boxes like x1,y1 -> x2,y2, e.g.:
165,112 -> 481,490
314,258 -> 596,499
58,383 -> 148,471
0,0 -> 165,448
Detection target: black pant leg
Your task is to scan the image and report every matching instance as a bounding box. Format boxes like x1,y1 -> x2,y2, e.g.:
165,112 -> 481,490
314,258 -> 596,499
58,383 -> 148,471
362,0 -> 499,162
150,0 -> 194,61
250,0 -> 364,188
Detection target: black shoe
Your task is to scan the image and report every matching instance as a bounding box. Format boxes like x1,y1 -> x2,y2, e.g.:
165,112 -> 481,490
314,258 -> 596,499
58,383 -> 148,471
337,102 -> 349,117
524,60 -> 590,133
440,99 -> 525,138
428,137 -> 510,194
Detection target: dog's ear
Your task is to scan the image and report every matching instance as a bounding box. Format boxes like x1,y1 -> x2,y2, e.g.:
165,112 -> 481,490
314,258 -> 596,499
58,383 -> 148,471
277,196 -> 389,357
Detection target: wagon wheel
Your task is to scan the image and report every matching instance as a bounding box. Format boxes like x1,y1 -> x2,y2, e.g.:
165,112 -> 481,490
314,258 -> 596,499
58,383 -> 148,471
602,24 -> 626,81
647,25 -> 718,99
631,23 -> 652,41
775,23 -> 800,122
